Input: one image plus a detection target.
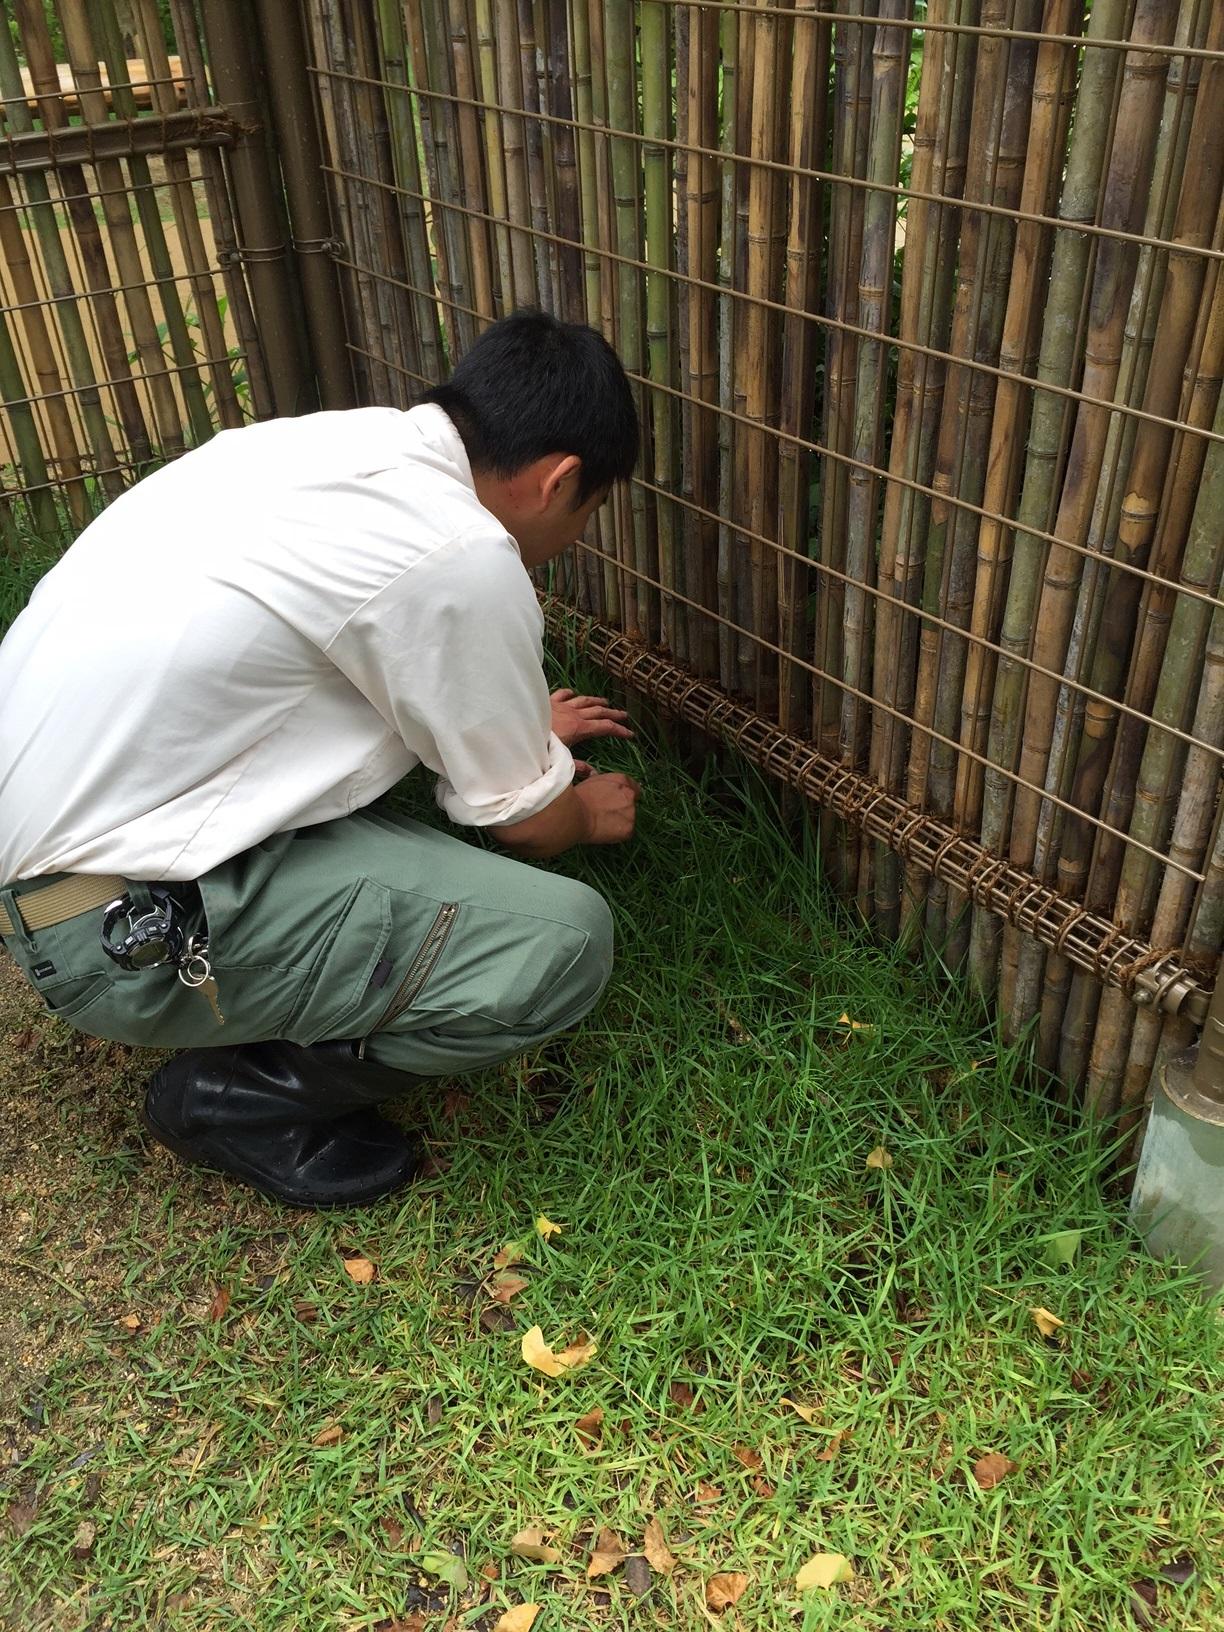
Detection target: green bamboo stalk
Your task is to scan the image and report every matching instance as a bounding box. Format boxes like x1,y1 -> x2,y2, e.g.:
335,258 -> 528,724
517,0 -> 556,311
570,0 -> 602,325
775,0 -> 827,735
0,16 -> 120,492
640,0 -> 678,656
417,0 -> 476,355
840,0 -> 911,776
448,0 -> 496,323
585,0 -> 622,626
873,0 -> 978,938
89,0 -> 212,448
604,0 -> 652,643
14,0 -> 151,463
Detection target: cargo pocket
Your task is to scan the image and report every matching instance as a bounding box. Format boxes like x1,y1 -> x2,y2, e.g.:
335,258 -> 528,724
41,971 -> 112,1021
282,876 -> 394,1046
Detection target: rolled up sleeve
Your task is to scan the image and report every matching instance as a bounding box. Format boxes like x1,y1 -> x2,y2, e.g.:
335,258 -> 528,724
326,526 -> 575,827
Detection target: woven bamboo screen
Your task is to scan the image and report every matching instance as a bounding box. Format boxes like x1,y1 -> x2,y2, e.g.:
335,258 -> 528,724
307,0 -> 1224,1124
0,0 -> 282,558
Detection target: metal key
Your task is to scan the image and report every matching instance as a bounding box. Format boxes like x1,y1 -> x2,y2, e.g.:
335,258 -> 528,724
178,936 -> 225,1026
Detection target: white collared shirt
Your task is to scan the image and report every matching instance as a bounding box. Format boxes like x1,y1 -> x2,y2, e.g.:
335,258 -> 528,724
0,405 -> 574,882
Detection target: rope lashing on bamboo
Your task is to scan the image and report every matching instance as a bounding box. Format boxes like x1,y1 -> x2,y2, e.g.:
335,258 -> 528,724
543,596 -> 1212,1030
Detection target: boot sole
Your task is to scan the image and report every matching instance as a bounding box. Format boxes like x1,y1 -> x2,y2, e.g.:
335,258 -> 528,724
140,1099 -> 418,1210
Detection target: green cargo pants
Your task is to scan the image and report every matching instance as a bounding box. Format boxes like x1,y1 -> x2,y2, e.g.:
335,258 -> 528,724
0,808 -> 614,1076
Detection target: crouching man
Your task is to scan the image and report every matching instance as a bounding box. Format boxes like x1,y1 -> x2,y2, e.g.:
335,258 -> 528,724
0,310 -> 640,1209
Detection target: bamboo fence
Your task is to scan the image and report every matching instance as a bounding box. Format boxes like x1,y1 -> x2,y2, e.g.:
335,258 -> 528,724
4,0 -> 1224,1141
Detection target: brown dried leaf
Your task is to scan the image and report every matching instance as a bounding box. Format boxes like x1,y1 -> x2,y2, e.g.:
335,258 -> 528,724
972,1452 -> 1017,1490
705,1572 -> 749,1611
624,1553 -> 651,1596
494,1607 -> 540,1632
293,1299 -> 319,1324
490,1272 -> 529,1306
642,1517 -> 676,1575
10,1027 -> 36,1052
7,1501 -> 36,1537
493,1239 -> 528,1271
510,1527 -> 561,1565
816,1428 -> 849,1463
381,1513 -> 405,1549
586,1526 -> 625,1579
70,1518 -> 96,1559
207,1287 -> 231,1322
481,1305 -> 517,1335
427,1395 -> 444,1426
732,1443 -> 763,1472
780,1396 -> 820,1425
752,1475 -> 776,1499
342,1255 -> 377,1285
574,1406 -> 604,1448
118,1313 -> 141,1332
693,1480 -> 722,1506
313,1423 -> 344,1447
669,1381 -> 704,1413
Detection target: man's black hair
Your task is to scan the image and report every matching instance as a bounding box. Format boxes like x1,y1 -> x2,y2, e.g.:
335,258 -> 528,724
422,309 -> 639,506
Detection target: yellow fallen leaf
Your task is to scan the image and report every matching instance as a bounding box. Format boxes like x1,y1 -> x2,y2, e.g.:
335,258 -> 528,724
494,1606 -> 540,1632
342,1255 -> 377,1284
866,1146 -> 893,1170
796,1552 -> 854,1590
510,1527 -> 561,1565
312,1423 -> 344,1447
535,1215 -> 562,1241
521,1326 -> 597,1378
706,1571 -> 749,1610
643,1516 -> 676,1575
780,1396 -> 820,1425
587,1526 -> 625,1579
837,1012 -> 874,1034
1030,1306 -> 1065,1339
491,1271 -> 529,1305
494,1239 -> 528,1270
118,1313 -> 141,1332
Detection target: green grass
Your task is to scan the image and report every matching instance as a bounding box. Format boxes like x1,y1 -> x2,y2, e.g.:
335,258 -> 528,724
1,718 -> 1220,1632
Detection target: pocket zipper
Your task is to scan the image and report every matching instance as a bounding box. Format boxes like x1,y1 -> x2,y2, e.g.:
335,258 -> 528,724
358,902 -> 458,1057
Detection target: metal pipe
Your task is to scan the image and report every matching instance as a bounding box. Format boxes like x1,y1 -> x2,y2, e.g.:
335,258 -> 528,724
1132,979 -> 1224,1294
198,0 -> 311,417
254,0 -> 354,409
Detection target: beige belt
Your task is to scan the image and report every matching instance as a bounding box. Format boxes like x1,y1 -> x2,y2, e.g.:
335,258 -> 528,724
0,874 -> 126,937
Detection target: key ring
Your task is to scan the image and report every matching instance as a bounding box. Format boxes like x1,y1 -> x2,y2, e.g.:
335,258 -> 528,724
176,934 -> 212,988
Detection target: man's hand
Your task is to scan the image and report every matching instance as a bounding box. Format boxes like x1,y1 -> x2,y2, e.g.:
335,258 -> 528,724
550,688 -> 633,748
490,770 -> 640,857
573,769 -> 640,845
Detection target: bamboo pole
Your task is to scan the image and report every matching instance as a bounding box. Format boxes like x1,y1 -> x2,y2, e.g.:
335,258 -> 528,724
495,0 -> 536,307
840,0 -> 910,777
584,0 -> 622,625
0,18 -> 121,498
13,0 -> 152,462
775,0 -> 827,735
89,0 -> 213,448
516,0 -> 555,311
546,0 -> 583,321
604,0 -> 652,643
449,0 -> 496,324
641,1 -> 679,656
871,0 -> 978,938
0,302 -> 59,539
415,0 -> 476,355
716,2 -> 739,692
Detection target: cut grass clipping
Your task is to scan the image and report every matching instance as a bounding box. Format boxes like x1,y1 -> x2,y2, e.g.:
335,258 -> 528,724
2,723 -> 1221,1631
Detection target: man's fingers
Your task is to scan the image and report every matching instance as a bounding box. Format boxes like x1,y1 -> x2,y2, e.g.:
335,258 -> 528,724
550,687 -> 576,702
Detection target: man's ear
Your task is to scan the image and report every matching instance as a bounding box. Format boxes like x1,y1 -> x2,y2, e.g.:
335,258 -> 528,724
541,453 -> 581,509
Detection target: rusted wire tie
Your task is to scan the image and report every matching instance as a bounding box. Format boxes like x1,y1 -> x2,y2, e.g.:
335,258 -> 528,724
217,242 -> 286,266
542,598 -> 1212,1029
291,235 -> 345,256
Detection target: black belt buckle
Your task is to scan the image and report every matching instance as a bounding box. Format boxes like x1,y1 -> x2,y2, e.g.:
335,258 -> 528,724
100,886 -> 186,972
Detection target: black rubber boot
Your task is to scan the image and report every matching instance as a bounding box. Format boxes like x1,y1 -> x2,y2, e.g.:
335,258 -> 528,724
142,1039 -> 421,1208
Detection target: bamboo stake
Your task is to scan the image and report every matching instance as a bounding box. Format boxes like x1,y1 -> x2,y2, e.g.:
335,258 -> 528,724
449,0 -> 496,323
494,0 -> 537,308
89,0 -> 212,448
0,19 -> 120,496
517,0 -> 555,311
13,0 -> 151,463
641,1 -> 679,656
570,0 -> 602,324
840,0 -> 910,776
546,0 -> 583,321
584,0 -> 622,625
604,0 -> 652,642
0,302 -> 59,538
682,1 -> 720,680
716,2 -> 739,691
775,0 -> 827,734
872,0 -> 978,939
416,0 -> 476,354
168,0 -> 271,417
